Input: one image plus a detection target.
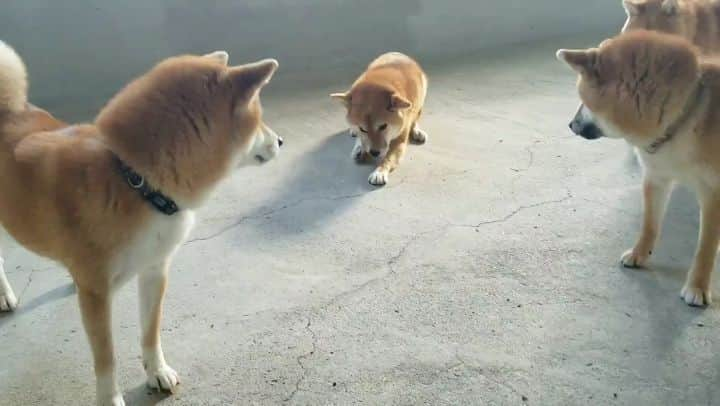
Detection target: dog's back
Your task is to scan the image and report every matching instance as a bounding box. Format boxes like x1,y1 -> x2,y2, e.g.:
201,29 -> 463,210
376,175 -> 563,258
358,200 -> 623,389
0,42 -> 149,267
623,0 -> 720,54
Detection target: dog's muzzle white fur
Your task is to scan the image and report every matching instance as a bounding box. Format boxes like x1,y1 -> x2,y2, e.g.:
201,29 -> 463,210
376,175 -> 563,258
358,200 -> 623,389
240,123 -> 282,166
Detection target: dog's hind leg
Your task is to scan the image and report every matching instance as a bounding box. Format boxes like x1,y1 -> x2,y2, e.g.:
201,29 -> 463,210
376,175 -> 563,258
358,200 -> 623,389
410,123 -> 428,144
681,195 -> 720,307
0,239 -> 17,312
409,112 -> 428,145
139,261 -> 179,393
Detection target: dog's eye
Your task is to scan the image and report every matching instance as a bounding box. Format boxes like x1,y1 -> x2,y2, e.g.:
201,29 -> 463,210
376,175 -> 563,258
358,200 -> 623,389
359,127 -> 368,133
378,123 -> 388,131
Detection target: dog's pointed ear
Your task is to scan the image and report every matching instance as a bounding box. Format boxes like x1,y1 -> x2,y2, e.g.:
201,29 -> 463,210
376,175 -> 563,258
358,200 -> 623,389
389,93 -> 412,111
662,0 -> 678,15
204,50 -> 229,66
556,48 -> 598,76
623,0 -> 643,16
227,58 -> 279,102
330,92 -> 350,107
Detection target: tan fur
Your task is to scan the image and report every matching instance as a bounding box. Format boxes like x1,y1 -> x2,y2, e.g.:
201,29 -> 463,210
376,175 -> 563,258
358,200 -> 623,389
332,52 -> 428,186
1,57 -> 273,284
0,44 -> 279,404
558,30 -> 720,306
623,0 -> 720,54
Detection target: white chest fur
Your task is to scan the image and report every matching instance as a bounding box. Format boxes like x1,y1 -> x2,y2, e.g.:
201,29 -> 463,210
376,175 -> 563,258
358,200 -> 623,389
110,210 -> 195,289
638,143 -> 720,194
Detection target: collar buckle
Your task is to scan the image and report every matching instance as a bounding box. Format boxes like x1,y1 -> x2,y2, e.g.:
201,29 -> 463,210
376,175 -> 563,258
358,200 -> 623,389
118,160 -> 179,216
645,83 -> 706,154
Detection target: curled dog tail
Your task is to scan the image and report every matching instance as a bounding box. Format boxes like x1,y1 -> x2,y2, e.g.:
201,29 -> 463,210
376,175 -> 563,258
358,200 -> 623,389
0,41 -> 27,114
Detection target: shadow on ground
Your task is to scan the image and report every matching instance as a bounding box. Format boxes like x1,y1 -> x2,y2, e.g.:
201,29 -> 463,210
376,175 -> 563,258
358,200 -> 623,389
123,384 -> 171,406
0,282 -> 75,327
245,131 -> 376,235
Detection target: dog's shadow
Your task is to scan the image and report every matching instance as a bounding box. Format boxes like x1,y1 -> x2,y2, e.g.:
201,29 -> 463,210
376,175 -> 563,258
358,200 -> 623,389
123,384 -> 171,406
0,282 -> 75,326
246,131 -> 377,235
613,187 -> 706,353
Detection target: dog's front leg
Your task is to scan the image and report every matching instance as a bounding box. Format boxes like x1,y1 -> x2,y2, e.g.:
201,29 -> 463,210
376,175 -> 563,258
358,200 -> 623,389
139,262 -> 179,393
682,195 -> 720,306
78,288 -> 124,406
621,176 -> 674,268
368,134 -> 408,186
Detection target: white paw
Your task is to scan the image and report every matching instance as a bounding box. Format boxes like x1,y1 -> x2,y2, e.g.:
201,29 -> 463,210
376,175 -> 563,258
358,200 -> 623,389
681,283 -> 712,307
368,169 -> 389,186
0,291 -> 17,312
147,364 -> 180,393
411,128 -> 428,144
351,142 -> 364,160
620,247 -> 650,268
97,394 -> 125,406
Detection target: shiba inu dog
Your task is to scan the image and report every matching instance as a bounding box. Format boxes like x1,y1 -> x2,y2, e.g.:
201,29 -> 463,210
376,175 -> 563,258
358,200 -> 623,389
0,42 -> 282,405
557,30 -> 720,307
622,0 -> 720,54
331,52 -> 428,186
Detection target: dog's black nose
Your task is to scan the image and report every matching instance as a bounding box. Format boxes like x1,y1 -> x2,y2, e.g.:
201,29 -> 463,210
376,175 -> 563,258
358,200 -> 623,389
569,120 -> 603,140
278,137 -> 284,147
370,150 -> 380,157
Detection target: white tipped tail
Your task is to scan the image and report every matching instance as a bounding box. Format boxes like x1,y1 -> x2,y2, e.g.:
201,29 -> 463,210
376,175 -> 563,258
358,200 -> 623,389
0,41 -> 27,113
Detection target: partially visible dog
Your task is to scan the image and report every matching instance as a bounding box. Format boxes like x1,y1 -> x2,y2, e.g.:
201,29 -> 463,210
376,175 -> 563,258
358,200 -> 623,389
331,52 -> 428,186
622,0 -> 720,54
0,42 -> 282,405
557,30 -> 720,306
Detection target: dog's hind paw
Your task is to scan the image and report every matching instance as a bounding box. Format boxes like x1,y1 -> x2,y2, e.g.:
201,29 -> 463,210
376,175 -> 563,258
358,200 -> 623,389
147,364 -> 180,393
411,127 -> 428,144
681,283 -> 712,307
0,291 -> 17,312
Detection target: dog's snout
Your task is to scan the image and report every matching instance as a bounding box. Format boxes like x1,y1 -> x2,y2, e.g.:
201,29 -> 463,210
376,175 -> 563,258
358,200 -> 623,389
370,150 -> 380,157
278,137 -> 283,147
569,105 -> 604,140
570,121 -> 603,140
569,119 -> 583,134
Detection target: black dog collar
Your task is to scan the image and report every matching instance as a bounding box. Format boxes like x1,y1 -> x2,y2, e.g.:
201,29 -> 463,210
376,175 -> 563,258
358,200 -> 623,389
645,83 -> 706,154
119,161 -> 179,216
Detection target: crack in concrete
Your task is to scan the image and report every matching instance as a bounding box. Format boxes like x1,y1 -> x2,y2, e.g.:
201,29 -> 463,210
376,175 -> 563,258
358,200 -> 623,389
452,190 -> 573,229
510,145 -> 535,173
185,163 -> 492,246
324,224 -> 448,313
451,352 -> 526,399
284,317 -> 318,403
17,268 -> 37,305
281,225 -> 448,401
185,192 -> 366,244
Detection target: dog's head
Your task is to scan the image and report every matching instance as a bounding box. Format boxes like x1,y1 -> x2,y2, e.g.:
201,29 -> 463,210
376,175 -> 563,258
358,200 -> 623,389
196,51 -> 283,168
556,30 -> 700,146
621,0 -> 688,35
97,51 -> 282,206
331,83 -> 411,158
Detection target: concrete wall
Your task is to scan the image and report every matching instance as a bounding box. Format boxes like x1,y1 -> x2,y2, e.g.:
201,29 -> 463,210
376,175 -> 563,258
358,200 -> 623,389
0,0 -> 625,115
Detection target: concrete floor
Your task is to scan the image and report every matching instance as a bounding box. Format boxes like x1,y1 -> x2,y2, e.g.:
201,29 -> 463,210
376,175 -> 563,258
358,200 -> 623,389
1,38 -> 719,405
